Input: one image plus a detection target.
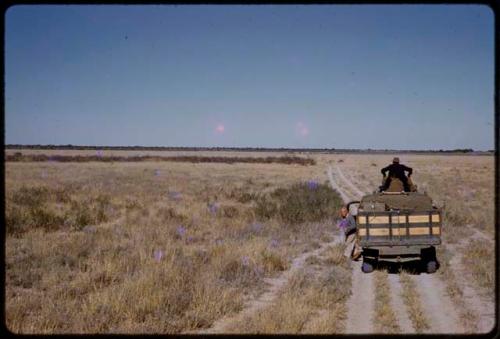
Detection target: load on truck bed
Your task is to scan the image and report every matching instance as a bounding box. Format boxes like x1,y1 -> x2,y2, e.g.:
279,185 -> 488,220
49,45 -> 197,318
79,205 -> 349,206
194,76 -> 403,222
348,178 -> 442,273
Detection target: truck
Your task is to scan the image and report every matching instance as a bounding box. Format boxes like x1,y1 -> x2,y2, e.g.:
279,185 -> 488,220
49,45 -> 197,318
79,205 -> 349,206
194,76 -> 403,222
348,177 -> 442,273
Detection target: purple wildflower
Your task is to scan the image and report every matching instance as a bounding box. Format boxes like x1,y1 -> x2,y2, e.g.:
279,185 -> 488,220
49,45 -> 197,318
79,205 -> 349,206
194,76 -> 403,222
270,239 -> 279,248
154,169 -> 161,176
168,191 -> 182,201
154,249 -> 164,262
251,222 -> 263,233
215,238 -> 224,245
208,202 -> 219,214
307,180 -> 319,190
177,226 -> 186,237
241,256 -> 250,267
96,150 -> 103,157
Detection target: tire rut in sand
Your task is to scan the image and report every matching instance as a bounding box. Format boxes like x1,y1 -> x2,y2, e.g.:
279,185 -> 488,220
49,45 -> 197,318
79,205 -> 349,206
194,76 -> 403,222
387,274 -> 415,333
409,273 -> 465,333
335,166 -> 366,198
344,261 -> 375,333
327,166 -> 376,333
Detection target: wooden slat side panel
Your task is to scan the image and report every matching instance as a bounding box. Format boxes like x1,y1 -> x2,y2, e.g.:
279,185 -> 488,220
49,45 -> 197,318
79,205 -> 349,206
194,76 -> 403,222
358,212 -> 440,224
358,227 -> 441,236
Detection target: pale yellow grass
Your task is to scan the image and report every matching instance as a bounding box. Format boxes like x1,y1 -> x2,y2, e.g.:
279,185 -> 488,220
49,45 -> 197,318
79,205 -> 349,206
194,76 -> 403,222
373,271 -> 400,333
5,151 -> 494,334
6,156 -> 339,333
399,273 -> 430,333
224,243 -> 351,334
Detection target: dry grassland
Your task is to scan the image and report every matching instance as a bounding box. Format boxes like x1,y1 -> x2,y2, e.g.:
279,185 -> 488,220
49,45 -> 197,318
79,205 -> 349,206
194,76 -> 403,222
224,243 -> 351,333
5,150 -> 495,334
5,156 -> 342,333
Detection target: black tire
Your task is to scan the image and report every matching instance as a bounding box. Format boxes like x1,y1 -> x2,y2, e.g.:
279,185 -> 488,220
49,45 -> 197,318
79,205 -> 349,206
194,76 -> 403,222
421,246 -> 438,273
426,260 -> 437,274
361,261 -> 374,273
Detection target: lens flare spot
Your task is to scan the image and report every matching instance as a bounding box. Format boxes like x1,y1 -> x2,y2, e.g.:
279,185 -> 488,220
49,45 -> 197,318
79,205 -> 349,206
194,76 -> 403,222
215,124 -> 225,133
296,122 -> 309,137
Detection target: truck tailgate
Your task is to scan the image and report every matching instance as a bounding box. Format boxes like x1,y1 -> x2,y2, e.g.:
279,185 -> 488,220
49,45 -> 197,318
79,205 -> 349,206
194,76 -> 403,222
357,210 -> 442,246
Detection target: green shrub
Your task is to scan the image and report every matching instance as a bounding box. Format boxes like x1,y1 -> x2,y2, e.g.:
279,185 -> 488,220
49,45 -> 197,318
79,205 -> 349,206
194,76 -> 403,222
6,203 -> 64,235
254,195 -> 279,220
29,207 -> 64,231
5,205 -> 28,234
70,202 -> 93,230
227,188 -> 257,203
254,182 -> 343,224
65,194 -> 113,230
12,186 -> 51,208
6,186 -> 72,234
53,187 -> 73,203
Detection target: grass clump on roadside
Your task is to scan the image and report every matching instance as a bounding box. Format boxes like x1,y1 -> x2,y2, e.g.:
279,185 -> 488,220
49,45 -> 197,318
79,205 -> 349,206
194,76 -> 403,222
461,240 -> 494,296
254,182 -> 343,225
435,246 -> 479,332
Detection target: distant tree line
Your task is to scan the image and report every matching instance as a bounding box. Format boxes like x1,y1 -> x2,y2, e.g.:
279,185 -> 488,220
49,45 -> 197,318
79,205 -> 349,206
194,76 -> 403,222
4,144 -> 492,154
5,153 -> 316,166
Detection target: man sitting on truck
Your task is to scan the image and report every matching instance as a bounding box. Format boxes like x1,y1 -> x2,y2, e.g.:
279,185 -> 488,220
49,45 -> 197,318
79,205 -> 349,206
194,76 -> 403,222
379,157 -> 413,192
338,206 -> 362,260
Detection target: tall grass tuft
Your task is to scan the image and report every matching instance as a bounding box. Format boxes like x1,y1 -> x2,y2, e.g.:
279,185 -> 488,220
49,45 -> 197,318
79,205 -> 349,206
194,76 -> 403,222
254,182 -> 343,224
6,186 -> 115,234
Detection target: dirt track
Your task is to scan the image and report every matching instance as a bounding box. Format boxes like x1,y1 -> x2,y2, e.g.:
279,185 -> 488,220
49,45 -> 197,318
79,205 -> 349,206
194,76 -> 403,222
330,165 -> 493,334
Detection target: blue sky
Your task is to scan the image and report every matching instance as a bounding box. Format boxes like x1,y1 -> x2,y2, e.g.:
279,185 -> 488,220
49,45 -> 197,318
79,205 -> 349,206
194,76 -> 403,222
5,5 -> 494,150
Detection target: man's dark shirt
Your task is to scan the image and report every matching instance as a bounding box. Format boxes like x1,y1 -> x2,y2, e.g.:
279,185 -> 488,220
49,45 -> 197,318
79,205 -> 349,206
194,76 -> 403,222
381,163 -> 413,180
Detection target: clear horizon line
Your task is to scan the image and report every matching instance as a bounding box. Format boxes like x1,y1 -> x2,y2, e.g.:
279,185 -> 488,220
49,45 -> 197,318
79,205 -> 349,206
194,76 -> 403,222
4,144 -> 493,152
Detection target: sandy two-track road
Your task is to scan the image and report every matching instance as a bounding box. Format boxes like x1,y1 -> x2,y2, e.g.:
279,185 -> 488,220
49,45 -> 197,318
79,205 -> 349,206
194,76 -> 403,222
329,165 -> 494,334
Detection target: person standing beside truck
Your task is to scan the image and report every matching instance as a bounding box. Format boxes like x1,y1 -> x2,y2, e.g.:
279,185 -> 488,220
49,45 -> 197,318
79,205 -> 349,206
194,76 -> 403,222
380,157 -> 413,192
338,206 -> 362,260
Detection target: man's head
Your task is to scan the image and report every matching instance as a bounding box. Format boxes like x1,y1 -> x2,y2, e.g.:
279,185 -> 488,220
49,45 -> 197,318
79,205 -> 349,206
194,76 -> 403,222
340,206 -> 349,218
393,157 -> 400,164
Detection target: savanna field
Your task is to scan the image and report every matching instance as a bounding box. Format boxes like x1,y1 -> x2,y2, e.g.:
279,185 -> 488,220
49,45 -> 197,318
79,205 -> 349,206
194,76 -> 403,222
4,150 -> 495,334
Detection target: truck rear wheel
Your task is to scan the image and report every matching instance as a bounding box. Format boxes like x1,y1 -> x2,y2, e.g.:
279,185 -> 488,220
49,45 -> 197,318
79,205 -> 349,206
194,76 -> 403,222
361,259 -> 375,273
425,260 -> 437,274
421,246 -> 438,273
